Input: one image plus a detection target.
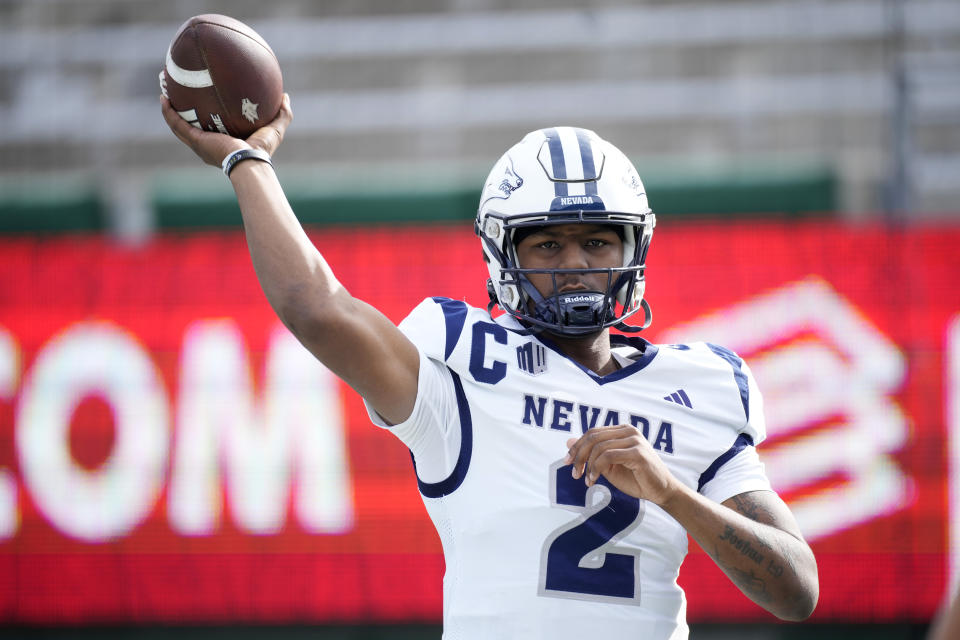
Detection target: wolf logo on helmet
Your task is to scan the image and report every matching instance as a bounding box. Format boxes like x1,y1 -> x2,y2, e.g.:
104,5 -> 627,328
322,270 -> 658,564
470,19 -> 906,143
475,126 -> 656,337
496,159 -> 524,199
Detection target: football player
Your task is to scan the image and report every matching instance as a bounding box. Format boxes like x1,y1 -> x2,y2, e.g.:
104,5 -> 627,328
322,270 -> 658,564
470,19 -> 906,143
162,94 -> 818,639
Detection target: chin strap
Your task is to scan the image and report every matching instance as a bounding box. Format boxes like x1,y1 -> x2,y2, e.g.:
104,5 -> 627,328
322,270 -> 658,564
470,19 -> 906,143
614,298 -> 653,333
533,291 -> 610,336
485,279 -> 499,315
486,277 -> 653,336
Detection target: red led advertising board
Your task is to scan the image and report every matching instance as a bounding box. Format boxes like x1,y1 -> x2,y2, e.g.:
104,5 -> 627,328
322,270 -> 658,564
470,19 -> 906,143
0,221 -> 958,624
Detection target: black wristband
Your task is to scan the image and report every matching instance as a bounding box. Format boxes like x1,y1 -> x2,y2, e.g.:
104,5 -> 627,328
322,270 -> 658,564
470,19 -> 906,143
221,148 -> 273,177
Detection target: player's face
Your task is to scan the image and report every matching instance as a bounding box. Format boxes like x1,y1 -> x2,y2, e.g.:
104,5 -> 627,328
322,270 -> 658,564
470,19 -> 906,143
514,224 -> 623,299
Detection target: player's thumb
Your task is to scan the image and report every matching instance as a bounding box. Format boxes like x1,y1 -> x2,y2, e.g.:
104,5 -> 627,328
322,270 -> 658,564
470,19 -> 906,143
248,94 -> 292,155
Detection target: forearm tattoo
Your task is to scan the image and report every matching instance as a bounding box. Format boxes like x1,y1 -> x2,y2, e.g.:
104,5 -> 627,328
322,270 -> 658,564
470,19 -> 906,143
713,493 -> 802,598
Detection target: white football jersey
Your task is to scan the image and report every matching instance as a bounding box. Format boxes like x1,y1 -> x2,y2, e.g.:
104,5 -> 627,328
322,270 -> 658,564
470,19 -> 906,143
365,298 -> 772,640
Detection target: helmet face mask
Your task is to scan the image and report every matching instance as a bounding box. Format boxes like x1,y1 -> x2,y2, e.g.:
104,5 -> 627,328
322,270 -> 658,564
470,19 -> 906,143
476,127 -> 655,336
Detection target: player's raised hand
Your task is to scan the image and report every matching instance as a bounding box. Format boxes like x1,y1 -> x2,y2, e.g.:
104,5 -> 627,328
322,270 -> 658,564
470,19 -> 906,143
246,93 -> 292,157
160,93 -> 292,168
564,424 -> 679,506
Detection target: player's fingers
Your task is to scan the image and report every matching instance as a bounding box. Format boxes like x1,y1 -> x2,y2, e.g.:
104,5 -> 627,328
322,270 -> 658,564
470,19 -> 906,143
161,96 -> 214,155
565,426 -> 615,475
566,425 -> 636,479
584,435 -> 644,485
590,447 -> 646,489
566,433 -> 601,478
161,95 -> 249,167
276,93 -> 293,130
160,95 -> 195,145
585,433 -> 643,471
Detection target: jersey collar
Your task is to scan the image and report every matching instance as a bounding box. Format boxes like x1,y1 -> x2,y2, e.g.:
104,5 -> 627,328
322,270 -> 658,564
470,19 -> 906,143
496,313 -> 659,385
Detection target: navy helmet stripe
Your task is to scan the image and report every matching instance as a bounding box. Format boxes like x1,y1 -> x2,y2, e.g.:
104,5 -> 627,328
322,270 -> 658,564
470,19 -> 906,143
545,128 -> 568,197
575,129 -> 599,196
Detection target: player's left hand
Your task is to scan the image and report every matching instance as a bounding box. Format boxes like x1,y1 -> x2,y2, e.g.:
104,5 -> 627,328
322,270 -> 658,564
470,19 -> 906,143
564,425 -> 679,506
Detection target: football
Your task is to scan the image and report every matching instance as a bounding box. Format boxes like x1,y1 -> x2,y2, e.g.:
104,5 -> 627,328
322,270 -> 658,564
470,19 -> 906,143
160,14 -> 283,139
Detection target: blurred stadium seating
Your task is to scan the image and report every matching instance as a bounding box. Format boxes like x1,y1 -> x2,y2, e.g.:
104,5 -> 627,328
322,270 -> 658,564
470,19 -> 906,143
0,0 -> 957,235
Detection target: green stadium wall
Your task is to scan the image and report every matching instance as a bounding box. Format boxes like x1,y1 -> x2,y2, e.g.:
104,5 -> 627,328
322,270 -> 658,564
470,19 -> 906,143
0,165 -> 836,233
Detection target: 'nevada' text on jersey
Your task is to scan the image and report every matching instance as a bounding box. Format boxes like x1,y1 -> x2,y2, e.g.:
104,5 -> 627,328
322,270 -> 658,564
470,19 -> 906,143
521,393 -> 675,453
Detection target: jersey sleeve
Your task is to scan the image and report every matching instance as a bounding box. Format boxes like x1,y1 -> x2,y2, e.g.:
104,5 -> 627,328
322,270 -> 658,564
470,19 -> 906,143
698,349 -> 773,502
740,357 -> 767,445
698,443 -> 773,504
701,342 -> 767,445
395,297 -> 454,361
361,297 -> 463,483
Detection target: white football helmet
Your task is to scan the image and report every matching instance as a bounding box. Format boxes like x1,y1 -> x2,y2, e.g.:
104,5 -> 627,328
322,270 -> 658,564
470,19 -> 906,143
475,126 -> 655,336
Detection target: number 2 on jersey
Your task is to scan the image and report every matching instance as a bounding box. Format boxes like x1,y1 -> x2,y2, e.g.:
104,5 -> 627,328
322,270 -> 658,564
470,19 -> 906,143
540,461 -> 645,604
